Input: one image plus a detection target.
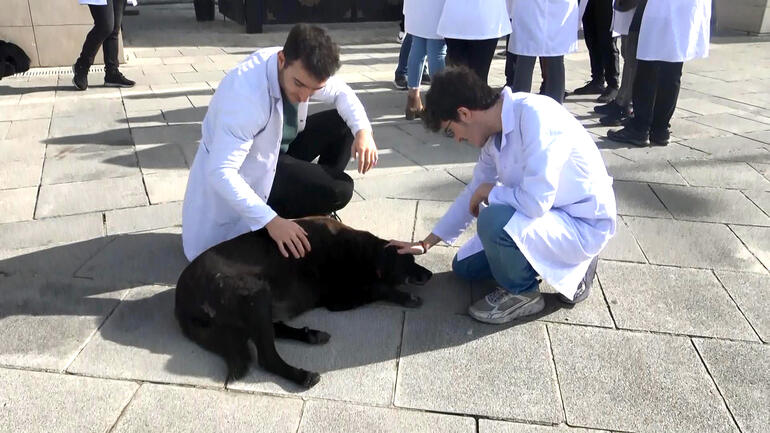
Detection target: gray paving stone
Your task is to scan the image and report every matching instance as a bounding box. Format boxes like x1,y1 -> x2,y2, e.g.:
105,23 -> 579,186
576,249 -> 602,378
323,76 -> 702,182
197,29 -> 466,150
0,121 -> 9,139
670,117 -> 733,140
671,160 -> 770,190
53,97 -> 126,118
143,171 -> 188,204
398,245 -> 472,315
42,144 -> 140,184
345,147 -> 424,180
743,129 -> 770,145
135,143 -> 189,174
480,419 -> 610,433
743,190 -> 770,216
68,285 -> 226,387
48,116 -> 133,147
105,202 -> 183,235
694,339 -> 769,433
5,118 -> 51,140
298,399 -> 475,433
625,216 -> 765,272
126,110 -> 167,129
0,367 -> 137,433
716,271 -> 770,342
0,212 -> 104,251
680,135 -> 770,162
414,200 -> 477,246
446,164 -> 475,184
0,187 -> 36,224
0,158 -> 43,189
393,122 -> 482,169
163,106 -> 207,124
675,98 -> 738,115
651,184 -> 770,225
395,314 -> 562,423
0,102 -> 53,121
549,324 -> 738,433
36,176 -> 148,218
600,261 -> 757,339
230,307 -> 403,406
124,94 -> 193,114
750,161 -> 770,180
111,383 -> 303,433
612,180 -> 670,218
599,216 -> 646,263
337,198 -> 417,241
602,152 -> 687,185
691,113 -> 770,134
730,225 -> 770,270
354,170 -> 466,201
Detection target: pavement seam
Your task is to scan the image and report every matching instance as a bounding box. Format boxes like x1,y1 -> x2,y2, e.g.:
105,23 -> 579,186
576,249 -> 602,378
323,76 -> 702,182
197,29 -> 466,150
105,382 -> 142,433
411,200 -> 419,242
711,270 -> 765,343
740,190 -> 770,220
617,215 -> 652,265
294,399 -> 307,433
544,324 -> 568,425
31,106 -> 55,221
390,311 -> 407,407
726,223 -> 770,274
595,272 -> 619,330
689,338 -> 744,433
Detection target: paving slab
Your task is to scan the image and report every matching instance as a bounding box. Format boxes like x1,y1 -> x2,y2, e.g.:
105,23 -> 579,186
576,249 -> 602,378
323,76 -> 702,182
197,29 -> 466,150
694,339 -> 769,433
52,97 -> 126,118
394,122 -> 482,169
680,135 -> 770,162
414,200 -> 477,246
0,121 -> 9,139
446,164 -> 475,184
612,180 -> 670,218
670,117 -> 734,140
395,314 -> 562,423
401,245 -> 471,315
602,152 -> 687,185
715,271 -> 770,343
651,184 -> 770,225
345,147 -> 424,180
742,129 -> 770,145
598,216 -> 646,263
48,115 -> 133,146
105,202 -> 183,235
0,367 -> 137,433
671,160 -> 770,190
68,284 -> 226,387
124,94 -> 193,114
624,216 -> 765,272
5,118 -> 51,140
36,175 -> 148,218
0,187 -> 37,224
690,113 -> 770,134
480,419 -> 610,433
600,261 -> 757,339
135,143 -> 189,173
354,169 -> 466,201
0,158 -> 44,190
548,324 -> 738,433
743,190 -> 770,216
729,225 -> 770,271
336,198 -> 417,241
229,306 -> 403,406
131,123 -> 201,148
143,170 -> 188,204
0,102 -> 53,121
0,212 -> 104,251
298,399 -> 475,433
111,383 -> 303,433
675,98 -> 739,115
42,144 -> 140,184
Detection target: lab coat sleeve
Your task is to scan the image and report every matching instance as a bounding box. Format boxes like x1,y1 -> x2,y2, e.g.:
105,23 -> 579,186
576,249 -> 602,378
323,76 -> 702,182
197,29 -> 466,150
312,76 -> 372,134
432,142 -> 498,244
204,101 -> 278,231
487,104 -> 570,218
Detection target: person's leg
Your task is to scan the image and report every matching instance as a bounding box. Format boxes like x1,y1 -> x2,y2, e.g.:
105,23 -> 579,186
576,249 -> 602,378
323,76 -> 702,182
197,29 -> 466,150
596,0 -> 619,91
394,33 -> 413,88
74,1 -> 115,89
607,58 -> 656,145
649,60 -> 683,145
452,250 -> 494,282
286,109 -> 353,172
614,33 -> 637,108
505,51 -> 517,87
425,38 -> 446,77
103,0 -> 125,71
582,0 -> 603,84
510,55 -> 536,94
444,38 -> 469,69
406,36 -> 428,89
466,38 -> 499,83
541,56 -> 565,104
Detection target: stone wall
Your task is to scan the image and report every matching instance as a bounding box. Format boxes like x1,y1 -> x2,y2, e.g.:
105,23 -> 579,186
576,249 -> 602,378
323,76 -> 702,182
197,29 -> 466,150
716,0 -> 770,34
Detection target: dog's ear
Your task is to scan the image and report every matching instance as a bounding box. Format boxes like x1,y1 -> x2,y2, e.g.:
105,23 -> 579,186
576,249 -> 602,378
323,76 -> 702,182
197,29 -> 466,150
375,244 -> 398,279
407,263 -> 432,286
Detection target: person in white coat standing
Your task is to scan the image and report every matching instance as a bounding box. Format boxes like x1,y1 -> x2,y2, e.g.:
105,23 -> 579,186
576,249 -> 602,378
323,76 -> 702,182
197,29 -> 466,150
507,0 -> 579,104
608,0 -> 711,146
437,0 -> 511,83
72,0 -> 136,90
388,67 -> 617,324
403,0 -> 447,120
182,24 -> 378,262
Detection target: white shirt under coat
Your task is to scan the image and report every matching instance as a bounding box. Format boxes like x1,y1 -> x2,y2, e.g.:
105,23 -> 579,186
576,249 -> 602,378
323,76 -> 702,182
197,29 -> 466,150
432,89 -> 617,299
182,47 -> 371,261
437,0 -> 512,40
507,0 -> 579,57
637,0 -> 711,62
404,0 -> 447,40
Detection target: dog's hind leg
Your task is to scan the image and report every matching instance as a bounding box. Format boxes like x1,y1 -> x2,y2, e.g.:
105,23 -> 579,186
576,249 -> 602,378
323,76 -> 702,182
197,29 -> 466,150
177,313 -> 252,381
274,322 -> 330,344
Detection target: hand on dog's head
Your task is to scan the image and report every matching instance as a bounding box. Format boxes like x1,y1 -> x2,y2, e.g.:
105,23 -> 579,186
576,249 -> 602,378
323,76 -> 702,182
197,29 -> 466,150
377,245 -> 433,286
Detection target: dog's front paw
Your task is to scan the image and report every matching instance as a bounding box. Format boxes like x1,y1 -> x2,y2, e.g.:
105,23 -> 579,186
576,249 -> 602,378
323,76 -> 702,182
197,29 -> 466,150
300,370 -> 321,388
402,294 -> 423,308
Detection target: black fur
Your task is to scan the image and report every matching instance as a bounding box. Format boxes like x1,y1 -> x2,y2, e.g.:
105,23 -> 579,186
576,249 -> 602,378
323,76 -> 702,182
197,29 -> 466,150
175,216 -> 432,388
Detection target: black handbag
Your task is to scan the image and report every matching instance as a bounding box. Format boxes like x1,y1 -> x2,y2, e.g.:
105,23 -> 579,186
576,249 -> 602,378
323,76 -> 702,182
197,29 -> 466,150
614,0 -> 639,12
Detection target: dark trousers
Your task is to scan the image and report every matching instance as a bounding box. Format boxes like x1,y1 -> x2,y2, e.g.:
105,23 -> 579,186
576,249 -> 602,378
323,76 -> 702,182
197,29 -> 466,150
510,55 -> 565,104
77,0 -> 125,71
630,60 -> 684,135
582,0 -> 619,88
267,110 -> 354,219
445,37 -> 499,83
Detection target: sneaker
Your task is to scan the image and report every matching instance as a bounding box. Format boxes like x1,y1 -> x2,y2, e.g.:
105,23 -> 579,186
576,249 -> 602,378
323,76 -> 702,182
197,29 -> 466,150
72,64 -> 88,91
594,100 -> 622,115
468,287 -> 545,324
599,104 -> 632,126
572,79 -> 606,95
596,86 -> 618,103
393,75 -> 407,90
420,73 -> 430,85
607,126 -> 649,146
104,69 -> 135,88
649,128 -> 671,146
559,256 -> 598,304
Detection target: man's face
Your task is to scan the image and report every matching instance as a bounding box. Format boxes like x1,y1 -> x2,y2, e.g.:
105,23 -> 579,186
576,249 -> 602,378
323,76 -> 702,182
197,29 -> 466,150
440,109 -> 487,148
277,51 -> 326,104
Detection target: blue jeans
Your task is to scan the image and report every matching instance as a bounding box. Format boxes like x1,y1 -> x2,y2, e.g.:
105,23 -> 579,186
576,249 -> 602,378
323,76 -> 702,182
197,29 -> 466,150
406,36 -> 446,88
452,205 -> 539,294
395,33 -> 413,78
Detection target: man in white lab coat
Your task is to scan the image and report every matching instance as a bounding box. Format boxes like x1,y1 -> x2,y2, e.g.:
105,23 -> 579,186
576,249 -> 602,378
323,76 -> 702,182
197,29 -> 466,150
389,67 -> 617,324
182,24 -> 378,262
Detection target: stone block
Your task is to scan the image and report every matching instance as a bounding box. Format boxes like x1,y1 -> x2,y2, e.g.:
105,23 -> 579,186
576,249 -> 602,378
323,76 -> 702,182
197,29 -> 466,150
143,171 -> 188,204
651,184 -> 770,225
53,97 -> 126,118
602,152 -> 687,185
29,0 -> 93,26
5,118 -> 50,140
0,158 -> 43,189
0,186 -> 36,224
34,24 -> 109,67
671,160 -> 770,190
36,175 -> 148,218
480,419 -> 610,433
336,198 -> 417,241
42,144 -> 140,185
730,224 -> 770,270
48,116 -> 132,146
163,106 -> 207,124
598,217 -> 646,262
392,122 -> 482,169
354,170 -> 466,201
0,101 -> 52,122
105,202 -> 183,235
691,113 -> 770,134
0,212 -> 103,251
716,271 -> 770,342
682,135 -> 770,162
0,0 -> 32,26
670,118 -> 733,140
135,143 -> 189,174
612,180 -> 670,218
0,235 -> 112,278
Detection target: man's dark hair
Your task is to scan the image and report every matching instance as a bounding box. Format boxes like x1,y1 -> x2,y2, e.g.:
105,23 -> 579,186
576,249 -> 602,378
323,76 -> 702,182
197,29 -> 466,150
422,66 -> 500,132
283,23 -> 340,81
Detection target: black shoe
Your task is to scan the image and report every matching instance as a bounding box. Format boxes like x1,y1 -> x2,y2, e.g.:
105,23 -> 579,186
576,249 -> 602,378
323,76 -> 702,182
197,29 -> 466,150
104,69 -> 135,88
496,50 -> 507,58
421,73 -> 431,85
393,75 -> 407,90
559,256 -> 598,304
599,104 -> 632,126
649,129 -> 671,146
594,100 -> 621,115
607,126 -> 649,146
596,86 -> 618,103
72,64 -> 88,91
572,79 -> 606,95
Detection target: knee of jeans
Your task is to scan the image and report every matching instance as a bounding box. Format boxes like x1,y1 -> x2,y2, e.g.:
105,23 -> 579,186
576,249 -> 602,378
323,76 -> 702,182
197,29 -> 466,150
477,205 -> 514,243
451,254 -> 471,280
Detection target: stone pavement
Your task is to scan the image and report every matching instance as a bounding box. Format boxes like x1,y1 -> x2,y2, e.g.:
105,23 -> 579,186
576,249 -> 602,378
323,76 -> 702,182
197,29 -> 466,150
1,4 -> 769,433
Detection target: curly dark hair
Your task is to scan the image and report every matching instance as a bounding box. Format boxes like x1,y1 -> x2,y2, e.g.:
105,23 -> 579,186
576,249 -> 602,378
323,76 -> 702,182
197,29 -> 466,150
283,23 -> 341,81
422,66 -> 501,132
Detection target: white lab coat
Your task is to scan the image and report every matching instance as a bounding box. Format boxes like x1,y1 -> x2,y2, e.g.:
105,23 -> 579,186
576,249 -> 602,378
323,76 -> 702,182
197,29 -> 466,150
182,47 -> 371,261
507,0 -> 579,57
404,0 -> 446,40
611,7 -> 636,36
437,0 -> 512,40
637,0 -> 711,62
432,89 -> 617,299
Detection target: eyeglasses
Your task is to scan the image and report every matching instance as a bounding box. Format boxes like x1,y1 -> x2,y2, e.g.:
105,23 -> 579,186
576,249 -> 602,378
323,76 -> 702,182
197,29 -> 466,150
443,120 -> 454,138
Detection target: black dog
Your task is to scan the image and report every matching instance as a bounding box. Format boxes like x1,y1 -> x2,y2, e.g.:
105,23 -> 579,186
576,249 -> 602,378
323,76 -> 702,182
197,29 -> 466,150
175,216 -> 432,388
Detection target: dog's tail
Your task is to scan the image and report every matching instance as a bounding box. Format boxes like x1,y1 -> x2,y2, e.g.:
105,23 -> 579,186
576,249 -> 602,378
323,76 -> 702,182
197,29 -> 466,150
176,311 -> 252,381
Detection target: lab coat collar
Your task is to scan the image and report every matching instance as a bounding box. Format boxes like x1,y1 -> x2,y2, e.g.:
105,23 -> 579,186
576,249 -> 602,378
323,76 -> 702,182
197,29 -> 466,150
499,86 -> 516,150
266,51 -> 282,102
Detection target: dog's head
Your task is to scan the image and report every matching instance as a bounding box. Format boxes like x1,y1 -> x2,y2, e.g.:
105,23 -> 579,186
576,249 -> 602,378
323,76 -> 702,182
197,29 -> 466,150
377,245 -> 433,286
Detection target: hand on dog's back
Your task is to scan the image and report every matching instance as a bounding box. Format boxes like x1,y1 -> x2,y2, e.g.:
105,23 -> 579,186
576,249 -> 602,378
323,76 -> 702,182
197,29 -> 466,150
265,216 -> 311,258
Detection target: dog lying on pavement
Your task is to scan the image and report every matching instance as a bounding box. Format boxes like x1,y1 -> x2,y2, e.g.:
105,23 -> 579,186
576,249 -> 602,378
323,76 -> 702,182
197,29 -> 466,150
175,216 -> 433,388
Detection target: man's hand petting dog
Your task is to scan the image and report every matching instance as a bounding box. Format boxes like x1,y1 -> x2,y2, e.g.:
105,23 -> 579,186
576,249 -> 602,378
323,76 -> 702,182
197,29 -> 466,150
266,216 -> 311,258
470,182 -> 495,217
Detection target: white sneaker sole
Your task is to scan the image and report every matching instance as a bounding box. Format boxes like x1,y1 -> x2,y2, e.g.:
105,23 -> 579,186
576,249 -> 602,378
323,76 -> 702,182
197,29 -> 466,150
469,295 -> 545,325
